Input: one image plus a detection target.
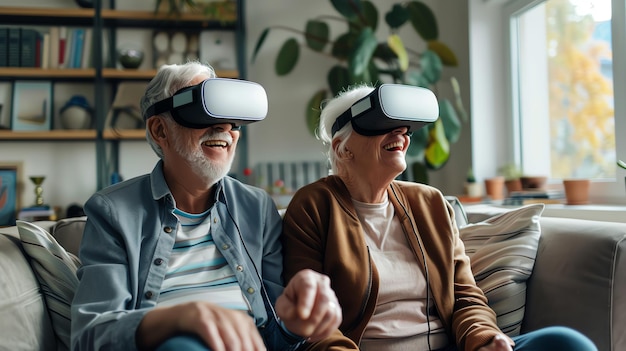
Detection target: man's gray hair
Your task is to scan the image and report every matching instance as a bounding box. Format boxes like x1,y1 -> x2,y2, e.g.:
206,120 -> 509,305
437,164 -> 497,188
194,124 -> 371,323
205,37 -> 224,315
140,61 -> 217,158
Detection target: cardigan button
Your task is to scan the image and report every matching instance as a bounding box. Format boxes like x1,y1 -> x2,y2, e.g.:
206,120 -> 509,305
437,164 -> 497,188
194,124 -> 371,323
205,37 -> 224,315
145,291 -> 153,299
247,287 -> 255,294
154,258 -> 164,266
164,227 -> 173,233
236,265 -> 244,272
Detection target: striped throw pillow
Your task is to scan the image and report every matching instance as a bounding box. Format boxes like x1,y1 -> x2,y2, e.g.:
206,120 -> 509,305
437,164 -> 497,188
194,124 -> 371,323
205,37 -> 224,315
459,204 -> 544,336
17,220 -> 81,351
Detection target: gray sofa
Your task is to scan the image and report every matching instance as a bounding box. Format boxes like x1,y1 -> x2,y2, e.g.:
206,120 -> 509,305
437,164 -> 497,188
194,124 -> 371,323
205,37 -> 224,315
1,206 -> 625,351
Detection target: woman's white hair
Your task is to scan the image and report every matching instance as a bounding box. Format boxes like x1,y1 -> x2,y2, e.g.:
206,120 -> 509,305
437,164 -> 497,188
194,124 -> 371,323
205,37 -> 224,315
317,84 -> 375,174
140,61 -> 216,158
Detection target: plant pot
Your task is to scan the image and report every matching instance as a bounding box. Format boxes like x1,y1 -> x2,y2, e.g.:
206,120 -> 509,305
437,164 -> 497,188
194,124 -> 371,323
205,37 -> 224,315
563,179 -> 590,205
505,179 -> 523,195
484,176 -> 505,200
520,176 -> 548,190
464,182 -> 483,198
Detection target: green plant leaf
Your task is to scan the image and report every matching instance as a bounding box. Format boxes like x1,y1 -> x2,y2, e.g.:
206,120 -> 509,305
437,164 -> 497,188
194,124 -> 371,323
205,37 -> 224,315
331,0 -> 363,20
385,4 -> 409,29
251,28 -> 270,64
420,50 -> 442,85
407,1 -> 438,41
306,89 -> 328,136
425,119 -> 450,170
362,1 -> 378,29
349,60 -> 380,87
387,34 -> 408,71
349,27 -> 377,76
439,99 -> 461,144
305,20 -> 330,52
331,32 -> 357,60
450,76 -> 468,122
411,161 -> 429,184
328,65 -> 351,96
275,38 -> 299,76
427,40 -> 458,66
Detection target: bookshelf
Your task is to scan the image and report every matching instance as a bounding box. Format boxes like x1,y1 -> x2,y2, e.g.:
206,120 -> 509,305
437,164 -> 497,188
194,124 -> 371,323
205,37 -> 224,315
0,0 -> 246,191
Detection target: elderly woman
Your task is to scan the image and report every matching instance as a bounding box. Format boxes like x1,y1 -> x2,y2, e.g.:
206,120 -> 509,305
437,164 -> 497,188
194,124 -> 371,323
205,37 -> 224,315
281,84 -> 597,351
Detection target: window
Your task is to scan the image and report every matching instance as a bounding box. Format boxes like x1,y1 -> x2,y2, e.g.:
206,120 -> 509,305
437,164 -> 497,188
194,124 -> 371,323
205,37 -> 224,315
505,0 -> 626,203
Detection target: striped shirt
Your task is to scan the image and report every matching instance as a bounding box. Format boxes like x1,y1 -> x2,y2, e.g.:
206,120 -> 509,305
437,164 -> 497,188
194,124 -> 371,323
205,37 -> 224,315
157,208 -> 251,313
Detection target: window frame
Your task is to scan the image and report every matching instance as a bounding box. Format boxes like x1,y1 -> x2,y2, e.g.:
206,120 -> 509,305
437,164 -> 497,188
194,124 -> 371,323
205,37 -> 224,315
500,0 -> 626,204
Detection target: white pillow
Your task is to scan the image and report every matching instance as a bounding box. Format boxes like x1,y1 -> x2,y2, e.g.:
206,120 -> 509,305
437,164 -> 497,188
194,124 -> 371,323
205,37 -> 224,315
459,204 -> 544,336
17,220 -> 81,351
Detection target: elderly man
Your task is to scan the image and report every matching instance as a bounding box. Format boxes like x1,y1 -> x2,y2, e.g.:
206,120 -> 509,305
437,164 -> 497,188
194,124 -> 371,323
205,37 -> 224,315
71,61 -> 341,351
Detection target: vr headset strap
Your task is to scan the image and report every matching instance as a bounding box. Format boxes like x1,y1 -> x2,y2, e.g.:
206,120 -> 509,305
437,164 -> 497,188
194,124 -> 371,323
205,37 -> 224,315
144,97 -> 174,121
331,109 -> 354,136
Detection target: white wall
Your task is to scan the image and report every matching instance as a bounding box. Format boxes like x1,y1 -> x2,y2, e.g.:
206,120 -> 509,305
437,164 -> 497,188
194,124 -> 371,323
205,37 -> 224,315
0,0 -> 474,214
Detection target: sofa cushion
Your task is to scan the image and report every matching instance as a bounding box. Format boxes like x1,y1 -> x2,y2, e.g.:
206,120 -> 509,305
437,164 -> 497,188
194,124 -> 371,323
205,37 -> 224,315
17,220 -> 81,351
51,216 -> 87,256
0,233 -> 57,350
459,204 -> 544,336
522,217 -> 626,351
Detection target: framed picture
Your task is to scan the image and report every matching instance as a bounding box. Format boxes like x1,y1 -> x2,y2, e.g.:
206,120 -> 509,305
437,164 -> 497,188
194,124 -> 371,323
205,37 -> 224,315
0,162 -> 22,227
11,81 -> 52,131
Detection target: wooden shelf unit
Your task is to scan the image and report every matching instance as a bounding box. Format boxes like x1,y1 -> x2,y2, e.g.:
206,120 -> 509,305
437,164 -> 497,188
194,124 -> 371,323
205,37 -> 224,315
0,2 -> 245,189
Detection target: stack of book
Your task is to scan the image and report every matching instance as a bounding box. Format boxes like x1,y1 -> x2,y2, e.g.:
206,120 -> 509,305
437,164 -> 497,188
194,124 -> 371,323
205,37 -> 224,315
502,189 -> 565,206
17,205 -> 57,222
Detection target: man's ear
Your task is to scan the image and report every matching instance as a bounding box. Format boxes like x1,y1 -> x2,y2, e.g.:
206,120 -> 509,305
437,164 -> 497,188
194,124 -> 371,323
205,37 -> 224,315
147,116 -> 168,147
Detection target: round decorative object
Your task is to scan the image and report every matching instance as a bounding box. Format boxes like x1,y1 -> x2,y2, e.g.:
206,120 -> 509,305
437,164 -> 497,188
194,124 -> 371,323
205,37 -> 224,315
171,32 -> 188,53
75,0 -> 94,8
60,95 -> 92,130
118,48 -> 144,69
153,32 -> 170,53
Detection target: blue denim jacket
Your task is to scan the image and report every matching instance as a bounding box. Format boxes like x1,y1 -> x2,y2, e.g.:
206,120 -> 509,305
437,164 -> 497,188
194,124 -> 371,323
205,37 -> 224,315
71,160 -> 304,350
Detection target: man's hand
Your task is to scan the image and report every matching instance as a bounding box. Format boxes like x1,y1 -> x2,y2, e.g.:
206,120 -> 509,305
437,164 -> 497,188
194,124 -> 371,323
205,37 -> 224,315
477,334 -> 514,351
137,302 -> 266,351
274,269 -> 342,342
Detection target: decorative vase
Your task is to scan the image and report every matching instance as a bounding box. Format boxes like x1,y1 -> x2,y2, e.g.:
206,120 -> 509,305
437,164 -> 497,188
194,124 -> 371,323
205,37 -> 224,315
60,95 -> 92,130
118,48 -> 144,69
563,179 -> 590,205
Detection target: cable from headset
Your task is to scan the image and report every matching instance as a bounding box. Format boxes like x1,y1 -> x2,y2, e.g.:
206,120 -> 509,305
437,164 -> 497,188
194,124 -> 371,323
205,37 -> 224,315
390,184 -> 432,351
223,195 -> 281,324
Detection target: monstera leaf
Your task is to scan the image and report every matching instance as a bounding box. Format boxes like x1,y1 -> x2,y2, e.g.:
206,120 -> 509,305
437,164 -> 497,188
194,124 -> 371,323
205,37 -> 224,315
252,0 -> 467,183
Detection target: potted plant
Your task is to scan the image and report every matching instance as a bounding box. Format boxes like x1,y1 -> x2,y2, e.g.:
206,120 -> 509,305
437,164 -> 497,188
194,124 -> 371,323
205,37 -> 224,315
498,163 -> 523,194
464,167 -> 482,198
251,0 -> 467,184
154,0 -> 236,21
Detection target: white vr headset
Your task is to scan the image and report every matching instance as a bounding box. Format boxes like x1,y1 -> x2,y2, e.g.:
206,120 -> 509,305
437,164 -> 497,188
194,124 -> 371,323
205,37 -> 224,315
331,84 -> 439,136
144,78 -> 268,129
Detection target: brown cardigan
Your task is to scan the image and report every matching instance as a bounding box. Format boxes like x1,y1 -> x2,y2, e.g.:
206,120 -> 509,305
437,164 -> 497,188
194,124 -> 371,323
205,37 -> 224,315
281,176 -> 512,351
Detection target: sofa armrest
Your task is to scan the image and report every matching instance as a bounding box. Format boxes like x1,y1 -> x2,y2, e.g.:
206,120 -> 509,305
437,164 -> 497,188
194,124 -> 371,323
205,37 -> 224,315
522,217 -> 626,351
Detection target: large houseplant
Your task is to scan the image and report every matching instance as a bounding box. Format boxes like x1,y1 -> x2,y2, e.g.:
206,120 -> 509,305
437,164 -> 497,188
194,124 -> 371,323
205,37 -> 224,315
252,0 -> 467,183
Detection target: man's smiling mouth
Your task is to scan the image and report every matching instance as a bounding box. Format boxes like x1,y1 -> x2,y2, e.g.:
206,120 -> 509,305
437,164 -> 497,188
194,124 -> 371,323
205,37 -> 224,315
202,140 -> 229,147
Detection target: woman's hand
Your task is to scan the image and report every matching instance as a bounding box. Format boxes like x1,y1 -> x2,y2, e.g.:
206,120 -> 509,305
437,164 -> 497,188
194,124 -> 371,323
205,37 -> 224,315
477,334 -> 514,351
275,269 -> 342,342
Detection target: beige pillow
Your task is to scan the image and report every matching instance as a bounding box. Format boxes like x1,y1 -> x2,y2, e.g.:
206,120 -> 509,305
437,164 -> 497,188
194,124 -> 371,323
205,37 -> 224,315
17,220 -> 81,351
459,204 -> 544,336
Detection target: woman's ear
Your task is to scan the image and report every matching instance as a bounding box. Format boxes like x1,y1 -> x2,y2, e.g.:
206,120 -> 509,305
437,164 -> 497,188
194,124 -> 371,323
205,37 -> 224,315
332,138 -> 353,160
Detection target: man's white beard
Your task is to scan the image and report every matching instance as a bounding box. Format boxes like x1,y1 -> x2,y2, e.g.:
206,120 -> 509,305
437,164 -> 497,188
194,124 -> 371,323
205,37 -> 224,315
175,131 -> 234,186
